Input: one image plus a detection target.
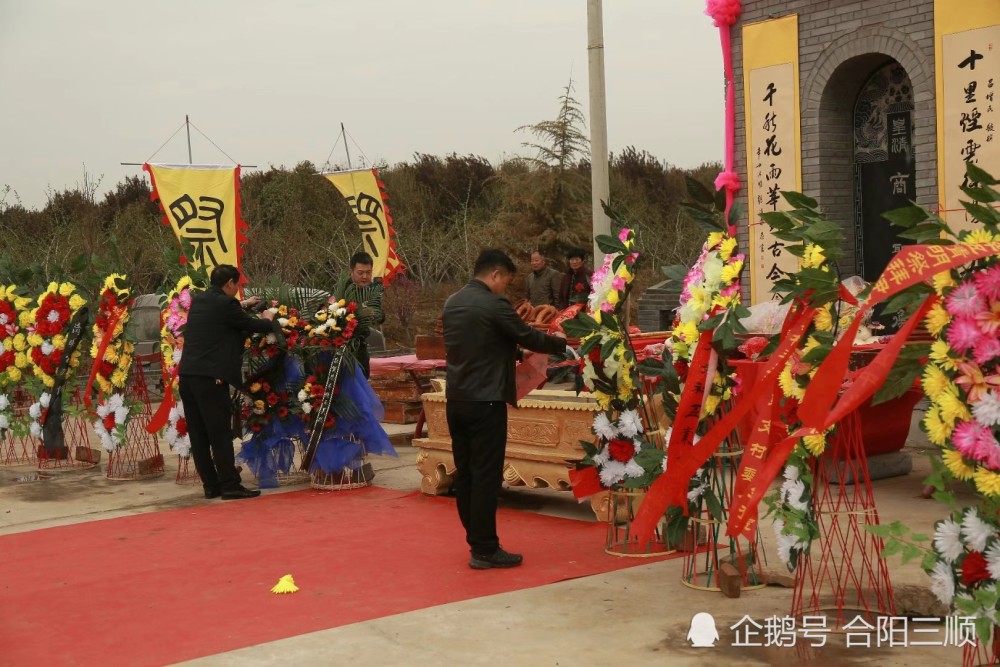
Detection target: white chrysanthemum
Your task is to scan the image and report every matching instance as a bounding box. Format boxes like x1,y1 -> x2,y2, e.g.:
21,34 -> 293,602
336,307 -> 346,317
934,519 -> 964,564
278,318 -> 289,327
784,464 -> 799,482
46,310 -> 60,323
40,392 -> 51,408
100,431 -> 115,452
30,421 -> 42,438
265,334 -> 277,344
106,393 -> 124,411
297,389 -> 308,403
175,401 -> 185,418
302,403 -> 312,415
0,414 -> 8,430
0,313 -> 7,325
623,459 -> 645,478
172,349 -> 182,364
599,460 -> 626,487
0,339 -> 6,354
114,406 -> 129,425
929,561 -> 956,605
168,406 -> 180,422
773,520 -> 798,567
592,444 -> 610,467
986,541 -> 1000,580
701,253 -> 725,293
41,341 -> 54,356
96,403 -> 110,418
28,403 -> 41,419
973,392 -> 1000,428
174,438 -> 191,458
618,410 -> 643,437
687,481 -> 707,503
962,508 -> 995,552
782,478 -> 809,512
592,413 -> 616,441
164,426 -> 178,445
0,394 -> 9,411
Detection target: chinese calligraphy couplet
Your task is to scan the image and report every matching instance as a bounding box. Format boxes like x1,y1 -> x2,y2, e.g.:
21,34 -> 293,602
936,4 -> 1000,233
743,15 -> 802,305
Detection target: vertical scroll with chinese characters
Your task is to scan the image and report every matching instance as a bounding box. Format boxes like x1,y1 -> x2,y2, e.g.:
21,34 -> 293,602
935,3 -> 1000,234
144,163 -> 247,280
742,15 -> 802,305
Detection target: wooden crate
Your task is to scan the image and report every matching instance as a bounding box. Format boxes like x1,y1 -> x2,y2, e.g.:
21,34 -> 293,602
415,335 -> 445,360
382,400 -> 423,424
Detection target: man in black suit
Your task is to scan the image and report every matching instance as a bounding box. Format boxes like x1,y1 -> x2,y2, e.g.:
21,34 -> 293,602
179,265 -> 276,500
443,249 -> 567,570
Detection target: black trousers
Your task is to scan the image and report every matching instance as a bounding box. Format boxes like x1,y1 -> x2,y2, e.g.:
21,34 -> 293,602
179,375 -> 242,493
356,342 -> 371,379
446,400 -> 507,555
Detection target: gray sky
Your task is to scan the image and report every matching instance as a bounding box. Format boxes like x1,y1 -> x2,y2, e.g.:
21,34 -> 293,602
0,0 -> 722,210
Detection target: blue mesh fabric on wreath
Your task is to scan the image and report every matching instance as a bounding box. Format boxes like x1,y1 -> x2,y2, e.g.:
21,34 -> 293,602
310,360 -> 397,474
237,433 -> 296,488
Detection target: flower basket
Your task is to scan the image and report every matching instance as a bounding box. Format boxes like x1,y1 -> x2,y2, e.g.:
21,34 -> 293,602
605,486 -> 674,557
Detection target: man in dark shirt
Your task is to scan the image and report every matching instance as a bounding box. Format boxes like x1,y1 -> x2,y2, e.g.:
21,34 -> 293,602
335,251 -> 385,378
179,265 -> 275,500
443,249 -> 567,570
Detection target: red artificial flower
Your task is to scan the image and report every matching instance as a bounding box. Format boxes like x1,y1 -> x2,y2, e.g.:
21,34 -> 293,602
102,414 -> 116,431
346,303 -> 357,313
674,360 -> 689,382
277,406 -> 289,419
311,384 -> 324,398
250,422 -> 263,432
324,415 -> 335,428
266,392 -> 279,406
0,349 -> 14,369
608,438 -> 635,463
176,418 -> 188,437
100,360 -> 115,378
962,551 -> 992,587
587,347 -> 602,365
575,282 -> 584,292
261,382 -> 270,393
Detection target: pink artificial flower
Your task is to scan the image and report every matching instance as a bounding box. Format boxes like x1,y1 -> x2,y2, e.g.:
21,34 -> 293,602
720,283 -> 740,298
973,336 -> 1000,366
611,275 -> 626,291
947,282 -> 985,319
976,300 -> 1000,335
600,302 -> 615,313
948,316 -> 985,354
178,289 -> 192,309
955,361 -> 1000,403
975,265 -> 1000,301
954,420 -> 985,460
618,228 -> 631,243
733,253 -> 746,263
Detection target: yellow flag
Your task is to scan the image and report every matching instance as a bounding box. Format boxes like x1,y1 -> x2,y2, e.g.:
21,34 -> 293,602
323,168 -> 403,283
144,164 -> 246,277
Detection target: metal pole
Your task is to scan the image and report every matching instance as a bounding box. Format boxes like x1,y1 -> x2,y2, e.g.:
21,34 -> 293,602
185,115 -> 193,164
341,122 -> 353,170
587,0 -> 611,264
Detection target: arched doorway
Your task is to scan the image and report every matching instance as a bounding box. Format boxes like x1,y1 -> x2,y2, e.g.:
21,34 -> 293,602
853,61 -> 916,331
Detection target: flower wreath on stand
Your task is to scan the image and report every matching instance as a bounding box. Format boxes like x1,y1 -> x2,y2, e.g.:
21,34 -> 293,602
566,227 -> 665,494
637,182 -> 749,546
870,164 -> 1000,645
300,297 -> 395,480
160,275 -> 204,458
0,284 -> 32,436
24,281 -> 87,441
89,274 -> 139,453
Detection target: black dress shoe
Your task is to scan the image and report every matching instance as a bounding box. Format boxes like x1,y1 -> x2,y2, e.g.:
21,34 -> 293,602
204,488 -> 221,499
221,487 -> 261,500
469,547 -> 523,570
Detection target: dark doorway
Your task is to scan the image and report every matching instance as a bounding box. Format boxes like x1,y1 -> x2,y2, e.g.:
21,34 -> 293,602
853,61 -> 916,333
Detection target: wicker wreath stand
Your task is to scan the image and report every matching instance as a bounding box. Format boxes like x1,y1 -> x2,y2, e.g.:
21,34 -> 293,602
105,361 -> 163,480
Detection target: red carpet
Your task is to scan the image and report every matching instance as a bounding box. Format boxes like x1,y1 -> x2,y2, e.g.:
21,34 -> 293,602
0,486 -> 675,666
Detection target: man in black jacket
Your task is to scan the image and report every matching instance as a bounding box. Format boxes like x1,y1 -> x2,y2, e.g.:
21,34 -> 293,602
179,265 -> 276,500
443,249 -> 568,569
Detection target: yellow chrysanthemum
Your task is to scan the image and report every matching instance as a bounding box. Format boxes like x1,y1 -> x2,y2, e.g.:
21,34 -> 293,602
679,319 -> 699,344
96,376 -> 112,395
779,365 -> 805,400
924,303 -> 951,337
936,391 -> 971,426
12,334 -> 26,352
249,382 -> 262,393
44,282 -> 57,297
711,293 -> 737,310
58,282 -> 74,297
18,311 -> 32,327
719,237 -> 738,262
802,336 -> 821,356
706,232 -> 724,249
111,369 -> 128,388
966,228 -> 1000,244
721,260 -> 743,285
922,364 -> 951,402
7,365 -> 22,382
42,375 -> 54,388
254,400 -> 266,411
52,334 -> 66,350
14,352 -> 27,368
814,306 -> 833,332
930,339 -> 957,371
942,450 -> 975,481
974,467 -> 1000,498
27,333 -> 43,348
803,434 -> 826,457
278,305 -> 289,317
117,354 -> 131,370
702,393 -> 721,417
104,347 -> 119,364
922,406 -> 951,446
801,244 -> 826,269
931,271 -> 956,296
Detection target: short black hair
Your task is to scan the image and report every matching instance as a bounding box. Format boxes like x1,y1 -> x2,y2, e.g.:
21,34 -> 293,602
566,248 -> 587,260
473,249 -> 516,277
210,264 -> 241,287
350,252 -> 374,269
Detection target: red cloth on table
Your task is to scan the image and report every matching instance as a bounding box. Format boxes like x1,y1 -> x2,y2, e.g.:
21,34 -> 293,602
369,354 -> 445,376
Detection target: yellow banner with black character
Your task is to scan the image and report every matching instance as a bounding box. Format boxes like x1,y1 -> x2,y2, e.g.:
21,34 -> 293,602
322,168 -> 404,284
144,163 -> 248,279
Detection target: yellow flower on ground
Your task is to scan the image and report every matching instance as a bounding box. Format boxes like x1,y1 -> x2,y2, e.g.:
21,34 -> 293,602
719,237 -> 738,261
942,450 -> 975,481
974,467 -> 1000,498
803,434 -> 826,457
